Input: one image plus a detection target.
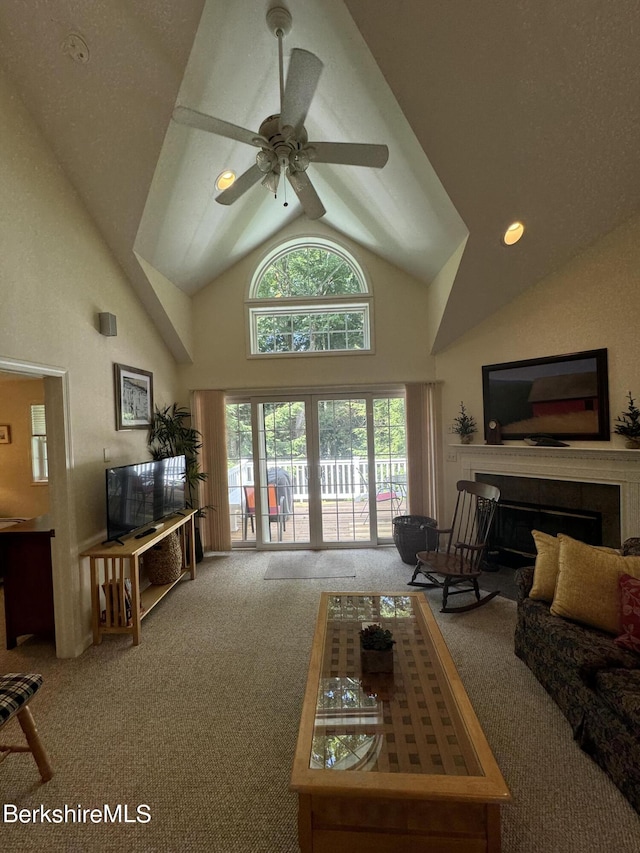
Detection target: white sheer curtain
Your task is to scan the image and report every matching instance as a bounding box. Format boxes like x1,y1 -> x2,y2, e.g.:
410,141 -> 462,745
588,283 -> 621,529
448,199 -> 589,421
192,390 -> 231,552
405,382 -> 444,525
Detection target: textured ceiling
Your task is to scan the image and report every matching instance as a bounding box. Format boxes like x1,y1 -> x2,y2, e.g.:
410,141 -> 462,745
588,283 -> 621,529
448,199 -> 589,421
346,0 -> 640,351
1,0 -> 638,361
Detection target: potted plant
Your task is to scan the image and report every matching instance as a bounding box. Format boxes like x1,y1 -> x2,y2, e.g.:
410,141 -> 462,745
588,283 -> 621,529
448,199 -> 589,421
614,392 -> 640,449
359,623 -> 395,673
148,403 -> 211,561
452,401 -> 477,445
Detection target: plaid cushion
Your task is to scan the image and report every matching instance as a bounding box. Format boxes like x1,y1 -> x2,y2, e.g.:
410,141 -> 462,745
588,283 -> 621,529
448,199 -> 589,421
0,673 -> 44,725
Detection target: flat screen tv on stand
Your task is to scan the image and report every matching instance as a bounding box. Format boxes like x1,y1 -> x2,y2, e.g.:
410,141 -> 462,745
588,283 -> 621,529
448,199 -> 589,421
105,455 -> 187,543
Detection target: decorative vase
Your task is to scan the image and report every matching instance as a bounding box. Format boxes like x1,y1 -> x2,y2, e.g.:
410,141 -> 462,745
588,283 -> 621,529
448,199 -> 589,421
625,438 -> 640,449
460,434 -> 474,445
360,647 -> 394,674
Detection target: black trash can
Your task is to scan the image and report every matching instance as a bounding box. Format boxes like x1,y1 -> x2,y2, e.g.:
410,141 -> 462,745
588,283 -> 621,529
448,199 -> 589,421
392,515 -> 438,565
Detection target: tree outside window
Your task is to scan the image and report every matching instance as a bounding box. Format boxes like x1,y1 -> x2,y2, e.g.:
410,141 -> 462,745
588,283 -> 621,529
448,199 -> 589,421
248,240 -> 372,356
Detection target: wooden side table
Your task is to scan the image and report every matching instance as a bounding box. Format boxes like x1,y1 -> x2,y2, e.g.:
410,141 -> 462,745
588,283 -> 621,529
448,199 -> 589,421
81,510 -> 197,646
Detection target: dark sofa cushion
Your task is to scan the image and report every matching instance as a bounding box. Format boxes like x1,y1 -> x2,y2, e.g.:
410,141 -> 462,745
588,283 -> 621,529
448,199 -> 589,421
515,593 -> 640,733
516,566 -> 534,602
517,597 -> 638,678
593,668 -> 640,731
623,537 -> 640,557
515,560 -> 640,814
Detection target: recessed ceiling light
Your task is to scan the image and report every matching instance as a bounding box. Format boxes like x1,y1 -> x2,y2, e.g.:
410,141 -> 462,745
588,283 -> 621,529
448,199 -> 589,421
503,221 -> 525,246
215,170 -> 236,191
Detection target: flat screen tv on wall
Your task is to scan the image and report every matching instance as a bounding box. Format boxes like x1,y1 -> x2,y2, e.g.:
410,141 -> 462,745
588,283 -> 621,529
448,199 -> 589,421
105,455 -> 187,542
481,348 -> 610,442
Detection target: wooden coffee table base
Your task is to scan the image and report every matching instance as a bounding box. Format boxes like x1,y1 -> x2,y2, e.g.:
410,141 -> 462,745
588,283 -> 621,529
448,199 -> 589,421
291,593 -> 509,853
298,793 -> 501,852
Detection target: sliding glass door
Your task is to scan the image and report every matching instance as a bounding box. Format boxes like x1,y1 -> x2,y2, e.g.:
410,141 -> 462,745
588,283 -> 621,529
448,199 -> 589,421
226,391 -> 406,549
257,399 -> 311,546
315,397 -> 371,545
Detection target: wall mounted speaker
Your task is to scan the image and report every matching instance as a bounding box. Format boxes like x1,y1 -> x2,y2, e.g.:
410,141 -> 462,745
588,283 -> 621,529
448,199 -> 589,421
98,312 -> 117,336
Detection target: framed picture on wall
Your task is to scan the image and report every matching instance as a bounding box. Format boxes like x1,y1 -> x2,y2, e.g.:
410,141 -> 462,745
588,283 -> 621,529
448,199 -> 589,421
114,364 -> 154,430
0,424 -> 11,444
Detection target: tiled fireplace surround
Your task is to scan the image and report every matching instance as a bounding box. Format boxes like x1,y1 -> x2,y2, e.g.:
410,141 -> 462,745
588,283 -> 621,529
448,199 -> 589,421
454,445 -> 640,551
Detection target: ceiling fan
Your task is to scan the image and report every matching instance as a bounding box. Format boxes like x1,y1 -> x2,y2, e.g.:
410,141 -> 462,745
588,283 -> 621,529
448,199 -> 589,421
172,6 -> 389,220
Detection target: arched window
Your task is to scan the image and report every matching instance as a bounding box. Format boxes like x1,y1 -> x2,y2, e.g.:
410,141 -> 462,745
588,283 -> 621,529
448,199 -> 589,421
248,239 -> 372,356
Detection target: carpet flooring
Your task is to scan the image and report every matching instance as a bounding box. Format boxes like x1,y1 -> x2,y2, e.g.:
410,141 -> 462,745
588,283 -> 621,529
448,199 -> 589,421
0,547 -> 638,852
264,550 -> 355,579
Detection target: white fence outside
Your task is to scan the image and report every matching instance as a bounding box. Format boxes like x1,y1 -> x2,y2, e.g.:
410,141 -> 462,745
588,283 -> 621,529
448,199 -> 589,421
227,458 -> 407,502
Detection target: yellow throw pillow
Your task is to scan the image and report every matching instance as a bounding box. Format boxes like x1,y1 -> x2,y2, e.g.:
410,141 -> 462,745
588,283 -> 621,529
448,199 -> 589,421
550,535 -> 640,634
530,530 -> 560,602
530,531 -> 620,603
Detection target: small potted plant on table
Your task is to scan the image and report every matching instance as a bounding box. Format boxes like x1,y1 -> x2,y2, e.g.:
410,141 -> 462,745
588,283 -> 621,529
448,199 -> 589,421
359,623 -> 395,674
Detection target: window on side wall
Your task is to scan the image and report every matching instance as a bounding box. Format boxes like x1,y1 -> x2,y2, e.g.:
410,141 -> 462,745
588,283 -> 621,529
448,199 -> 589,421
247,239 -> 372,356
30,404 -> 48,483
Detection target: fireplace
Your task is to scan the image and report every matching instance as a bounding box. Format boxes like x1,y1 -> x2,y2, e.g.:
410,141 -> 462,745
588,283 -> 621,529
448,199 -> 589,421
476,473 -> 620,567
454,444 -> 640,558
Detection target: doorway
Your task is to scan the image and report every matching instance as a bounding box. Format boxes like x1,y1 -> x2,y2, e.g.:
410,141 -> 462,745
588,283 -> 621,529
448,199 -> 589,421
226,390 -> 407,549
0,357 -> 77,657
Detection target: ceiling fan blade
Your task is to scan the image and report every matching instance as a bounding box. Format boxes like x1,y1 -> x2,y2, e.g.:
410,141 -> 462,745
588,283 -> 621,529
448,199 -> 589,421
173,105 -> 265,148
308,142 -> 389,169
286,169 -> 326,220
280,49 -> 323,132
216,164 -> 264,205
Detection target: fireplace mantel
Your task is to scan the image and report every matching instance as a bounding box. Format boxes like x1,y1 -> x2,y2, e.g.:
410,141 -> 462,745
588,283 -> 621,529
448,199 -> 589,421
453,444 -> 640,540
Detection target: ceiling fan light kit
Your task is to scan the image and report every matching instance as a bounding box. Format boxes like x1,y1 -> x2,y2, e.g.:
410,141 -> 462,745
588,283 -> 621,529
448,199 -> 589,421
172,6 -> 389,220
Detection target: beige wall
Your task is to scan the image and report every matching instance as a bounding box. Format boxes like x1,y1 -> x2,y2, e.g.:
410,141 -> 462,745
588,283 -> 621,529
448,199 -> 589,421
4,43 -> 639,653
0,377 -> 49,517
434,212 -> 640,517
180,219 -> 436,391
0,70 -> 183,655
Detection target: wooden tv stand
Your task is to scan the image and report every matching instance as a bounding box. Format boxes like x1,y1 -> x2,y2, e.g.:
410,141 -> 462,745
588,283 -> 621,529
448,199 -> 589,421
81,509 -> 197,646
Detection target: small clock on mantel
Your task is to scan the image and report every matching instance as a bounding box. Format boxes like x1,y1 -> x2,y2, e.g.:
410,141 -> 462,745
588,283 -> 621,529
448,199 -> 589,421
486,419 -> 502,445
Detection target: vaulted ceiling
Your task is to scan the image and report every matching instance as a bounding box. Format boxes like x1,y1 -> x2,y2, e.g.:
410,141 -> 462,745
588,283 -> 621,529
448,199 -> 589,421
1,1 -> 638,362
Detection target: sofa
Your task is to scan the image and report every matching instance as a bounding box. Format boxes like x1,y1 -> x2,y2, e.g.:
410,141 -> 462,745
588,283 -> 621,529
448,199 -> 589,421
514,533 -> 640,813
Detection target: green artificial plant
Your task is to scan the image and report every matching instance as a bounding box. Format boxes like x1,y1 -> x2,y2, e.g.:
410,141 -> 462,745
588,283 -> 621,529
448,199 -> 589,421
147,403 -> 210,515
614,392 -> 640,445
452,401 -> 478,439
359,624 -> 395,651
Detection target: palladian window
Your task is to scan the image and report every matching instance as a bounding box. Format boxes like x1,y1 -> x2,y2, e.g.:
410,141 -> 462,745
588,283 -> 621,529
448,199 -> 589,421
248,239 -> 372,356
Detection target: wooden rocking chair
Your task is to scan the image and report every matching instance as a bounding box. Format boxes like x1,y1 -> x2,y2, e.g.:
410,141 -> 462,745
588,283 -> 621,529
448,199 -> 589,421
408,480 -> 501,612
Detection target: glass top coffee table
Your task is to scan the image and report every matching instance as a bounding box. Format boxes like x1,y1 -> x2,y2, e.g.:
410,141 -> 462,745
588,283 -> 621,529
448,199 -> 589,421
290,592 -> 510,852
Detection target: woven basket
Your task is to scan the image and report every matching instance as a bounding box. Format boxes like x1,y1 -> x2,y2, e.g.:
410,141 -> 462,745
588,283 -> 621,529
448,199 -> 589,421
392,515 -> 438,565
144,532 -> 182,585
